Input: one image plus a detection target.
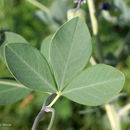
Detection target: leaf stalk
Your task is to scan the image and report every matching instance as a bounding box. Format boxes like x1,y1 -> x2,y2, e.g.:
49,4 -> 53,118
47,91 -> 62,107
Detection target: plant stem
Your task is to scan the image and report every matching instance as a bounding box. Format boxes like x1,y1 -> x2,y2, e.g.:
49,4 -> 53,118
32,107 -> 46,130
87,0 -> 98,35
32,92 -> 61,130
77,0 -> 82,9
42,93 -> 57,108
0,79 -> 25,88
105,104 -> 121,130
47,108 -> 55,130
26,0 -> 49,12
32,107 -> 55,130
90,57 -> 96,65
87,0 -> 104,63
47,91 -> 62,107
118,103 -> 130,117
95,34 -> 104,63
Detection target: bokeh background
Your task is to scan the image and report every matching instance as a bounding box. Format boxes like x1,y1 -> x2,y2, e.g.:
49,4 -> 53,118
0,0 -> 130,130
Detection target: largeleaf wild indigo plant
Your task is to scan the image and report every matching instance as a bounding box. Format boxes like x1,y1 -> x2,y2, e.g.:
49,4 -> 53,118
0,17 -> 125,129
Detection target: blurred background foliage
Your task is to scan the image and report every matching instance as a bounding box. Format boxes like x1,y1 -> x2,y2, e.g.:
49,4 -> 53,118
0,0 -> 130,130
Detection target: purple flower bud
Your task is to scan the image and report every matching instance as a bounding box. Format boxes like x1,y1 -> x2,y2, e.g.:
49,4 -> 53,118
74,0 -> 86,5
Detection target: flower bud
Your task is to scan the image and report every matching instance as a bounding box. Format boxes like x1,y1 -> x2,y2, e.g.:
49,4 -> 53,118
67,8 -> 86,21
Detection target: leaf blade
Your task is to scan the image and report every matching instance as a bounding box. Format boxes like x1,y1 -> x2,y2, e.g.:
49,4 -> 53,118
50,17 -> 92,90
63,64 -> 125,106
5,43 -> 57,92
40,35 -> 53,63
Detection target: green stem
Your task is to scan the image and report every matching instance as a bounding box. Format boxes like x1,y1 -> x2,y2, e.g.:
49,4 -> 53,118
47,108 -> 55,130
0,79 -> 25,88
32,107 -> 46,130
95,34 -> 104,63
76,0 -> 82,9
42,93 -> 57,108
47,91 -> 62,107
32,107 -> 55,130
118,103 -> 130,117
87,0 -> 104,63
26,0 -> 49,12
32,92 -> 61,130
105,104 -> 121,130
87,0 -> 98,35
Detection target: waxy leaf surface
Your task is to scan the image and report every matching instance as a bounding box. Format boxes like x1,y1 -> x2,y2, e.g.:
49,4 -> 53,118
40,35 -> 53,63
50,17 -> 92,90
5,43 -> 57,92
63,64 -> 125,106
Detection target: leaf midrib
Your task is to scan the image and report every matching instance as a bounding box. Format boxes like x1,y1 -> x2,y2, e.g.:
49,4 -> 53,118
6,45 -> 55,91
59,18 -> 79,89
63,77 -> 123,94
0,80 -> 24,88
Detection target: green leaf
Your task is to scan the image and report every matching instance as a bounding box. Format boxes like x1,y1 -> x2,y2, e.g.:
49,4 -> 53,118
40,35 -> 54,73
35,10 -> 61,31
40,35 -> 53,63
50,17 -> 92,90
50,0 -> 72,22
63,64 -> 125,106
0,32 -> 27,62
0,79 -> 31,104
5,43 -> 57,92
35,10 -> 54,25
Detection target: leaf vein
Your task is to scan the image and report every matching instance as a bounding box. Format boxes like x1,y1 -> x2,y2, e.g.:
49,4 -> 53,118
7,46 -> 55,91
63,78 -> 123,94
60,19 -> 79,89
